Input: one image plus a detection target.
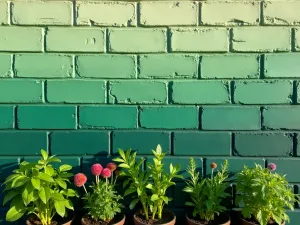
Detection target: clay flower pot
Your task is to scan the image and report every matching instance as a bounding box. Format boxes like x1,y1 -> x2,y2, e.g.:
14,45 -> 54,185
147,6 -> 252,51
186,213 -> 231,225
240,217 -> 285,225
133,210 -> 176,225
26,213 -> 74,225
81,214 -> 125,225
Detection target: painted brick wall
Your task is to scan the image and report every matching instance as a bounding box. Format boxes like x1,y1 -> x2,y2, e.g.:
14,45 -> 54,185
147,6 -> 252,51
1,0 -> 300,224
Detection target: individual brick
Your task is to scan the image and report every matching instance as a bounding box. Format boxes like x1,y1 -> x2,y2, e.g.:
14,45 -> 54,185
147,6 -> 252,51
0,131 -> 47,155
15,54 -> 73,78
172,81 -> 229,104
265,54 -> 300,78
76,55 -> 136,78
46,80 -> 106,103
201,55 -> 260,79
0,106 -> 14,129
286,212 -> 300,225
17,106 -> 76,129
202,107 -> 260,130
76,1 -> 136,26
267,159 -> 300,182
79,106 -> 137,129
140,106 -> 198,129
235,133 -> 293,156
0,2 -> 8,25
46,28 -> 105,52
139,54 -> 197,78
0,27 -> 43,52
263,107 -> 300,130
50,131 -> 109,155
12,1 -> 72,25
0,80 -> 43,103
234,80 -> 292,104
109,81 -> 167,104
108,28 -> 167,53
232,27 -> 290,52
0,54 -> 12,77
263,2 -> 300,25
293,29 -> 300,51
112,131 -> 170,155
140,2 -> 197,26
173,132 -> 231,156
0,157 -> 19,180
201,2 -> 259,25
171,28 -> 229,52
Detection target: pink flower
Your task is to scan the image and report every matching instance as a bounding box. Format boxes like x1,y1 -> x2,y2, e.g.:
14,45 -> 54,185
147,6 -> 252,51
267,163 -> 276,171
106,162 -> 117,172
91,164 -> 103,176
101,168 -> 112,178
74,173 -> 87,187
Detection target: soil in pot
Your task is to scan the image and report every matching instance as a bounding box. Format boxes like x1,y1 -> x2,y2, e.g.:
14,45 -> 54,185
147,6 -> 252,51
133,210 -> 176,225
26,212 -> 74,225
186,212 -> 230,225
81,214 -> 125,225
240,216 -> 285,225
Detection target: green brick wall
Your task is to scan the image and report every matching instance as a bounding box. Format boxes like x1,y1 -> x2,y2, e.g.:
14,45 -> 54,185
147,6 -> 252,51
1,0 -> 300,224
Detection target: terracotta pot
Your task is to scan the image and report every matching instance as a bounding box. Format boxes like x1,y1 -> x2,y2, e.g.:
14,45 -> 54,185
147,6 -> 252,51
26,213 -> 74,225
240,217 -> 285,225
133,210 -> 176,225
81,214 -> 125,225
186,213 -> 231,225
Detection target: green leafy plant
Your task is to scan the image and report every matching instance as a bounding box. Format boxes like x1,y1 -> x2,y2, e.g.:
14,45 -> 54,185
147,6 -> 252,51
2,149 -> 77,225
184,159 -> 229,222
113,144 -> 182,220
235,163 -> 298,225
74,163 -> 123,222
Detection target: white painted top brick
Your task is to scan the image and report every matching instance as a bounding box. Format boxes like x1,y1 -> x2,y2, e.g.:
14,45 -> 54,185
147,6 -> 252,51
140,2 -> 197,26
12,1 -> 72,25
202,2 -> 259,25
171,28 -> 229,52
0,2 -> 8,25
264,1 -> 300,25
76,1 -> 136,26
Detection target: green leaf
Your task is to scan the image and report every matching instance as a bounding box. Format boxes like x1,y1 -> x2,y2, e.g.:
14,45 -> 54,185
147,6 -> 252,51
3,190 -> 19,206
156,144 -> 162,154
31,178 -> 40,190
38,173 -> 54,182
185,201 -> 195,207
63,200 -> 74,210
41,149 -> 48,160
118,149 -> 126,160
39,187 -> 51,204
113,158 -> 124,163
52,193 -> 64,201
11,176 -> 28,188
61,189 -> 77,197
59,164 -> 72,172
60,172 -> 73,178
123,179 -> 130,188
118,163 -> 130,169
22,182 -> 34,206
56,179 -> 67,189
170,163 -> 173,173
6,197 -> 26,222
54,201 -> 66,217
124,188 -> 136,196
129,199 -> 139,210
145,183 -> 153,190
151,194 -> 159,201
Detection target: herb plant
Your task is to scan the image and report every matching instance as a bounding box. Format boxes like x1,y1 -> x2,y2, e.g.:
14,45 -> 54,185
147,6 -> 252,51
235,163 -> 298,225
113,144 -> 182,220
74,162 -> 123,222
184,159 -> 229,222
2,150 -> 77,225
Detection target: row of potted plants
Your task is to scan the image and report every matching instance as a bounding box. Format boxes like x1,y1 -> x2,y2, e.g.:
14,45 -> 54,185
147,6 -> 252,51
2,145 -> 298,225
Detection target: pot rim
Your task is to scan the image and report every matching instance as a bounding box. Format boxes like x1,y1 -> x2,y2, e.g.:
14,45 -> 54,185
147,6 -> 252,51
26,211 -> 75,225
133,209 -> 176,225
240,216 -> 285,225
81,214 -> 126,225
186,212 -> 231,225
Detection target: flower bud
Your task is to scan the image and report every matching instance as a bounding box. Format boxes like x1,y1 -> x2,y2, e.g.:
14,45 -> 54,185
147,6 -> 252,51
210,162 -> 217,169
91,164 -> 103,176
101,168 -> 112,178
267,163 -> 276,171
74,173 -> 87,187
106,162 -> 117,172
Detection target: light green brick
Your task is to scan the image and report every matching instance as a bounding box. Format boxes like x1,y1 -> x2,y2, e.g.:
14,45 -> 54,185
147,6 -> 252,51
76,55 -> 136,78
109,81 -> 167,104
0,80 -> 43,103
139,55 -> 197,78
0,2 -> 8,25
234,80 -> 293,104
201,55 -> 260,79
0,54 -> 12,77
172,81 -> 230,104
0,106 -> 14,129
12,1 -> 72,25
0,27 -> 43,52
15,54 -> 73,78
108,28 -> 167,53
47,80 -> 106,103
46,28 -> 105,52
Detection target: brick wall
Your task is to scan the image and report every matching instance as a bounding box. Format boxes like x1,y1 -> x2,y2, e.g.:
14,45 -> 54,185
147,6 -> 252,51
1,0 -> 300,224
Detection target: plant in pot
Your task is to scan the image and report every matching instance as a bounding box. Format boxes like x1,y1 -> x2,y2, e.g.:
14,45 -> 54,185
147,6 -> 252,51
235,163 -> 299,225
74,162 -> 125,225
113,144 -> 182,225
2,149 -> 78,225
183,158 -> 231,225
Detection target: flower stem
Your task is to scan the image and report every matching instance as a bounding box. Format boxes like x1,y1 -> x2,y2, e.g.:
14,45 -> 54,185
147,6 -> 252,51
83,184 -> 88,194
106,178 -> 108,191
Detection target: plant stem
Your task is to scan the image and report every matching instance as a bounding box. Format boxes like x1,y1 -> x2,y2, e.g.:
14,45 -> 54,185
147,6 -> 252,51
106,178 -> 108,191
211,168 -> 214,179
83,184 -> 88,194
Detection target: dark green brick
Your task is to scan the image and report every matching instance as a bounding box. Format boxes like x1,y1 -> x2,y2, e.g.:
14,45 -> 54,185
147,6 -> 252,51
235,133 -> 293,156
140,106 -> 198,129
173,182 -> 189,207
79,106 -> 137,129
0,131 -> 47,155
112,131 -> 170,155
0,106 -> 14,129
17,106 -> 76,129
0,157 -> 19,181
202,107 -> 261,130
50,131 -> 109,155
287,211 -> 300,225
267,159 -> 300,182
173,132 -> 231,156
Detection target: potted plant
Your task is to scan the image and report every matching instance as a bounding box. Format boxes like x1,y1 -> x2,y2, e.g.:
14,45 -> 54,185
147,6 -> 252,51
113,144 -> 182,225
2,149 -> 77,225
74,162 -> 125,225
235,163 -> 298,225
183,158 -> 231,225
